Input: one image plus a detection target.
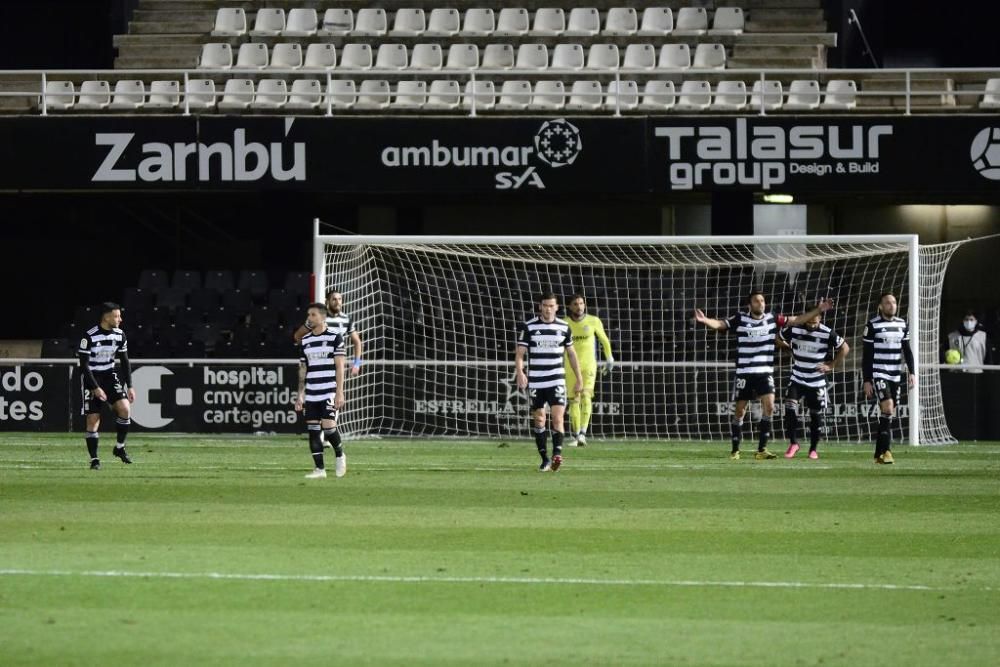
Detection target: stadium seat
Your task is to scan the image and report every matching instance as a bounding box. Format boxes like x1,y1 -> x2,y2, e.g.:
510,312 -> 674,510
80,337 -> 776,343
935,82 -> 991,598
283,8 -> 317,36
172,270 -> 202,291
375,44 -> 408,70
218,79 -> 254,110
146,80 -> 179,109
496,8 -> 529,36
425,79 -> 461,109
108,80 -> 145,110
318,8 -> 353,36
623,43 -> 656,69
73,305 -> 98,327
188,287 -> 220,311
496,80 -> 532,110
751,80 -> 783,111
235,43 -> 268,69
673,7 -> 708,36
204,270 -> 235,292
199,43 -> 232,69
354,8 -> 387,36
285,79 -> 322,110
551,43 -> 584,70
249,8 -> 285,37
269,43 -> 303,70
566,80 -> 603,110
327,79 -> 357,108
638,7 -> 673,36
604,8 -> 638,36
212,8 -> 247,37
252,79 -> 288,109
659,43 -> 691,69
391,8 -> 425,36
531,8 -> 565,36
283,271 -> 310,298
675,80 -> 712,110
784,79 -> 821,110
339,43 -> 372,69
713,80 -> 747,110
981,78 -> 1000,109
426,8 -> 460,37
461,8 -> 495,36
42,81 -> 74,110
709,7 -> 745,36
639,80 -> 676,111
221,289 -> 253,315
156,287 -> 187,311
463,80 -> 496,110
191,323 -> 222,352
76,80 -> 111,110
303,43 -> 337,70
123,287 -> 155,312
821,79 -> 858,109
586,44 -> 620,70
693,43 -> 726,70
356,80 -> 391,109
529,80 -> 565,110
604,79 -> 639,111
411,43 -> 443,70
446,44 -> 479,69
185,79 -> 216,110
237,270 -> 269,299
565,8 -> 600,36
482,44 -> 514,69
41,338 -> 72,358
393,80 -> 427,108
515,44 -> 549,70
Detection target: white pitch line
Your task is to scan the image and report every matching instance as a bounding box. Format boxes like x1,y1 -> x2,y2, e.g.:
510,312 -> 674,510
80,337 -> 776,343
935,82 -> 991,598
1,568 -> 991,592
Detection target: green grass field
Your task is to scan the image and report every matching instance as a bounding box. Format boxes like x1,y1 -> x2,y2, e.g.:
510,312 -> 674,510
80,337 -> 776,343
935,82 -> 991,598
2,434 -> 999,666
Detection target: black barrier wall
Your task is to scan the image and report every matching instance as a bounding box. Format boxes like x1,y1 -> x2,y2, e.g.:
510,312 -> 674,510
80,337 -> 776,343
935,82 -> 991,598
1,116 -> 999,194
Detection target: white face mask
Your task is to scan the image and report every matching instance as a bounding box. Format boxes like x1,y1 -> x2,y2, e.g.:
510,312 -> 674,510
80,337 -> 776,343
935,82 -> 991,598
963,319 -> 977,332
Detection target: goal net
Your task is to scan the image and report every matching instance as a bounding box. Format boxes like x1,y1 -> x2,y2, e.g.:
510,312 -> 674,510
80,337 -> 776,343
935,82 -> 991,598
315,231 -> 961,445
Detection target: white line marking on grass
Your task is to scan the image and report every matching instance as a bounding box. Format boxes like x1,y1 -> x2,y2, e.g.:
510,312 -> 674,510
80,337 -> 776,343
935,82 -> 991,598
0,568 -> 991,592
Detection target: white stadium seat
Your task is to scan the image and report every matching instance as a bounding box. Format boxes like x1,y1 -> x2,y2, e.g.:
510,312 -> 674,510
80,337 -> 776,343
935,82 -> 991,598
712,80 -> 747,110
659,43 -> 691,70
551,43 -> 584,70
269,43 -> 302,70
76,80 -> 111,110
249,8 -> 285,37
252,79 -> 288,109
235,43 -> 268,69
463,80 -> 496,110
496,80 -> 532,110
355,79 -> 391,109
675,80 -> 712,111
821,79 -> 858,109
693,43 -> 726,70
784,79 -> 821,110
586,44 -> 620,70
639,80 -> 676,111
529,80 -> 566,110
318,9 -> 353,36
199,43 -> 232,69
426,9 -> 460,37
566,80 -> 602,110
375,44 -> 408,70
425,80 -> 461,109
446,44 -> 479,69
673,7 -> 708,36
185,79 -> 216,110
531,8 -> 565,36
565,8 -> 600,37
390,8 -> 425,37
638,7 -> 673,36
108,80 -> 146,110
212,8 -> 246,37
751,80 -> 783,111
604,80 -> 638,111
146,80 -> 180,109
303,43 -> 336,70
981,78 -> 1000,109
283,8 -> 317,36
482,44 -> 514,69
327,79 -> 357,109
340,43 -> 373,70
603,8 -> 638,36
496,8 -> 529,37
515,44 -> 549,70
42,81 -> 74,110
411,43 -> 443,70
709,7 -> 745,36
393,80 -> 427,109
286,79 -> 322,110
461,8 -> 495,36
623,44 -> 656,69
354,8 -> 387,36
218,79 -> 254,110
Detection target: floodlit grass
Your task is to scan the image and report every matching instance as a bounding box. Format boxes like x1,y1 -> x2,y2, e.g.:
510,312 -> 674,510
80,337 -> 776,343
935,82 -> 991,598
2,434 -> 999,666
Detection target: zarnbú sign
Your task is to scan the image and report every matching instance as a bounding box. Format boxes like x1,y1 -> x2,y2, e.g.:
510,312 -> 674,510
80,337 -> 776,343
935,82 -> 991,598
0,116 -> 998,193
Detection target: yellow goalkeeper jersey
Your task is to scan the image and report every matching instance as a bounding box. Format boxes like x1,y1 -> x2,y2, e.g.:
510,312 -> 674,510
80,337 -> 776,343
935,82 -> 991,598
565,314 -> 612,368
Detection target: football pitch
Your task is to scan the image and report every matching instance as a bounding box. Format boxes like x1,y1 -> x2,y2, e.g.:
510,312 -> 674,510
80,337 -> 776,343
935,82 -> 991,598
2,434 -> 999,666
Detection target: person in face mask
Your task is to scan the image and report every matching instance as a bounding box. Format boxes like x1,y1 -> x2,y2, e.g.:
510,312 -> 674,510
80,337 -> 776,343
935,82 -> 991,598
946,311 -> 994,373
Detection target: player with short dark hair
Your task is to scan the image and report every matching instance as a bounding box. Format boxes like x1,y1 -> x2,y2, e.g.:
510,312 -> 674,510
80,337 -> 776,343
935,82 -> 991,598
862,292 -> 915,464
295,303 -> 347,479
78,302 -> 135,469
564,293 -> 614,446
515,292 -> 584,472
695,293 -> 833,460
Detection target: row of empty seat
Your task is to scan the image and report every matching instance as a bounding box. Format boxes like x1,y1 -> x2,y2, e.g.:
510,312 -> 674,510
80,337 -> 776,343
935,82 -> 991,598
213,7 -> 744,39
41,78 -> 868,112
198,41 -> 730,71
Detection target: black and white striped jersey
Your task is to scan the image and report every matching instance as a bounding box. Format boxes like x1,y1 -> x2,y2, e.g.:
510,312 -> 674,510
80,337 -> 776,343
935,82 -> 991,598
78,326 -> 128,374
299,329 -> 346,403
779,323 -> 845,388
723,312 -> 785,376
516,317 -> 574,389
863,315 -> 910,382
324,312 -> 354,342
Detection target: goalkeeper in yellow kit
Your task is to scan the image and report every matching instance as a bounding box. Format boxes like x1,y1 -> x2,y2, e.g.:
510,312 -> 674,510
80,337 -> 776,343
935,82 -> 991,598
564,294 -> 614,445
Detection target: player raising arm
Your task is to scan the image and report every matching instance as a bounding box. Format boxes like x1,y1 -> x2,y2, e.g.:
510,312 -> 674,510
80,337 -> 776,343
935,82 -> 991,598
294,289 -> 363,377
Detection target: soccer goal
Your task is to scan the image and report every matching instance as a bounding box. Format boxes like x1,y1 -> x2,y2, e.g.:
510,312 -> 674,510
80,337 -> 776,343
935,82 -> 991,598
314,225 -> 961,445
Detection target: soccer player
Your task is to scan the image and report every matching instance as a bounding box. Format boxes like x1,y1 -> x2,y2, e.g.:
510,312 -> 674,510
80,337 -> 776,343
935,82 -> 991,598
78,302 -> 135,470
294,303 -> 347,479
778,313 -> 849,459
515,292 -> 584,472
294,289 -> 363,377
563,294 -> 614,446
862,292 -> 916,465
694,293 -> 833,460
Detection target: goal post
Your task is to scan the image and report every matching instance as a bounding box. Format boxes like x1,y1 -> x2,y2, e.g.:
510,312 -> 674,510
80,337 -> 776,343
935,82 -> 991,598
314,224 -> 960,445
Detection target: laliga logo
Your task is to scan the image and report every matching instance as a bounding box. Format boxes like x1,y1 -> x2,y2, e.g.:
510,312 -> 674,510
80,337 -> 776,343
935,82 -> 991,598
534,119 -> 583,168
130,366 -> 193,429
970,128 -> 1000,180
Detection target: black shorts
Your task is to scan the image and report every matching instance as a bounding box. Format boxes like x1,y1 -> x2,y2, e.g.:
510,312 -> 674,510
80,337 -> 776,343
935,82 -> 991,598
303,400 -> 339,422
81,372 -> 129,415
529,385 -> 567,411
872,379 -> 901,405
785,382 -> 828,412
732,374 -> 775,402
